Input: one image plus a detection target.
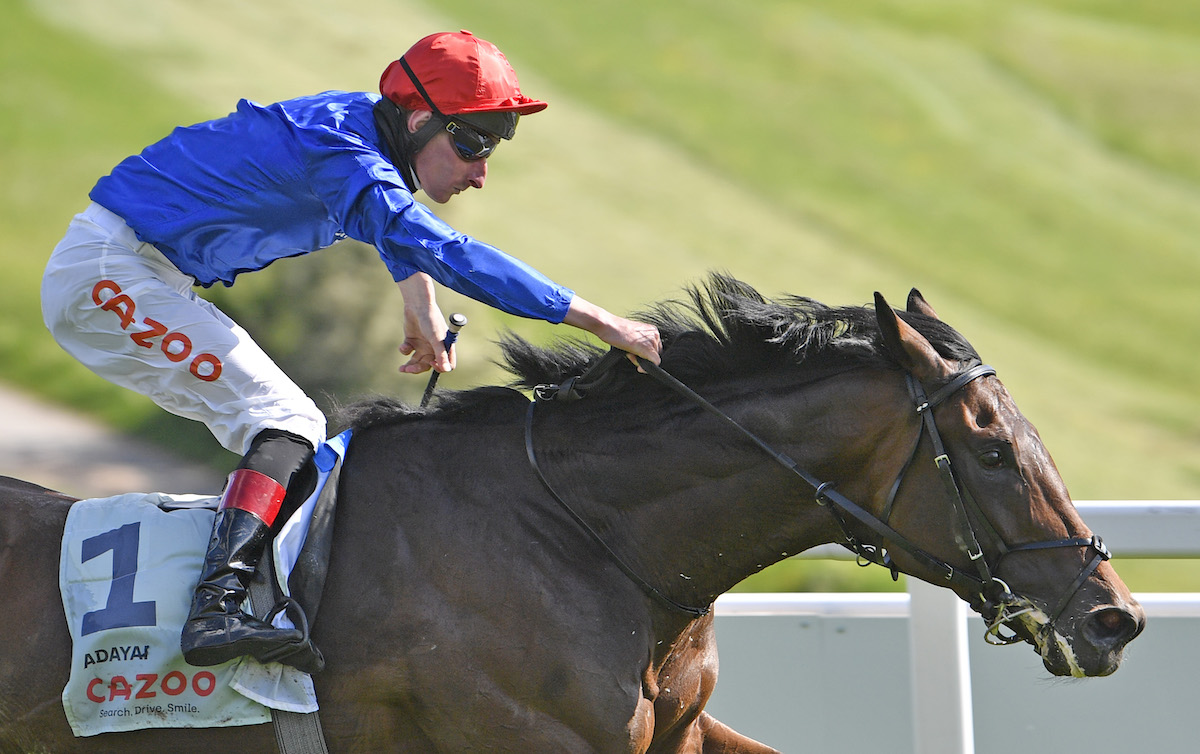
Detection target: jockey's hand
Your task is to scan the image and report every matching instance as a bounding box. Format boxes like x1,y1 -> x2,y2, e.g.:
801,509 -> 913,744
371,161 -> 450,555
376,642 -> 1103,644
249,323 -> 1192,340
396,274 -> 455,374
563,296 -> 662,369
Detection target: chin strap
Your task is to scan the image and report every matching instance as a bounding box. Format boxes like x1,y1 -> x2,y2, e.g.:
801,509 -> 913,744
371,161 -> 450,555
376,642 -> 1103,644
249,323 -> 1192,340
372,98 -> 423,192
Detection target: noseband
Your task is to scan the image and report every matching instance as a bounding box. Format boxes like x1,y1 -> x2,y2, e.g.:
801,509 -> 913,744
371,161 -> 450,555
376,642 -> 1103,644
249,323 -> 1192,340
527,351 -> 1110,645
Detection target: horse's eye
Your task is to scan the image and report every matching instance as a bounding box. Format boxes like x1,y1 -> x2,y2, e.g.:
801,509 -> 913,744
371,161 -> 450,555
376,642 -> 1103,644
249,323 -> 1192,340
979,449 -> 1006,469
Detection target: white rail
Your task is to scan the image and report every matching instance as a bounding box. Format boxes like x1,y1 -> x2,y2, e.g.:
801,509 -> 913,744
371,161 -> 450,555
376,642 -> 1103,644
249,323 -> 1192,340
712,501 -> 1200,754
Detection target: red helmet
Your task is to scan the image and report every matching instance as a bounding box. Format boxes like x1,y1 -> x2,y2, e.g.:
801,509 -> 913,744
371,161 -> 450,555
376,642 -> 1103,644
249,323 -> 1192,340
380,30 -> 547,134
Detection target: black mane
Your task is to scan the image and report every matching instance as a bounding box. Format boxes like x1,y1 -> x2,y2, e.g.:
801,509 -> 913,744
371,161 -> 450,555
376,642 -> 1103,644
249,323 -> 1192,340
501,273 -> 978,387
341,272 -> 979,430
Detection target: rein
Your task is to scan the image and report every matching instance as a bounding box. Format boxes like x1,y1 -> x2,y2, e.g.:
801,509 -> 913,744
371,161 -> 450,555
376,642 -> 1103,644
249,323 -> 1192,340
525,350 -> 1109,645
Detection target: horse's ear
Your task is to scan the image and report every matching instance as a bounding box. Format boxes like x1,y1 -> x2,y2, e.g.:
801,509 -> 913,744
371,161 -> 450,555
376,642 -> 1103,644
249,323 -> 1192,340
906,288 -> 939,319
875,292 -> 953,382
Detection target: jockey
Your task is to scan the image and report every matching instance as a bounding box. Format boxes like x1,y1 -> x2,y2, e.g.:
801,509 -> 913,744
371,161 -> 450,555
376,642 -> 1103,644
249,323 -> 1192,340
41,31 -> 661,672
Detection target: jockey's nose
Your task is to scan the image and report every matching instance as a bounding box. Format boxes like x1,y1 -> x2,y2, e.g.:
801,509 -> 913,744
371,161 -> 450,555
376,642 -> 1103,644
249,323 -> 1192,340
468,160 -> 487,190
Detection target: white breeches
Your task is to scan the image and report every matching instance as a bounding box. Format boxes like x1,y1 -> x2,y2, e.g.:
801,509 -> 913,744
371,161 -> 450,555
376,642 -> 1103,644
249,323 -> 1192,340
41,203 -> 326,455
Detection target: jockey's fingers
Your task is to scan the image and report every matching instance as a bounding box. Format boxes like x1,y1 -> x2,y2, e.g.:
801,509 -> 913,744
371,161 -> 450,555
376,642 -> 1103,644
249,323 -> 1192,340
431,339 -> 453,373
398,356 -> 433,375
626,324 -> 661,366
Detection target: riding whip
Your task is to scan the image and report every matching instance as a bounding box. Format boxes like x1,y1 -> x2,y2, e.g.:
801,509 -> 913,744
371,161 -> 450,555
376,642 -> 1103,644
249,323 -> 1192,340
420,312 -> 467,408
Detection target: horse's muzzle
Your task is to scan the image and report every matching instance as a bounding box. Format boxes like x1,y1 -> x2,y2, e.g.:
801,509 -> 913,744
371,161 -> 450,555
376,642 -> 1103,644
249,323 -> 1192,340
1080,605 -> 1145,674
1041,603 -> 1145,678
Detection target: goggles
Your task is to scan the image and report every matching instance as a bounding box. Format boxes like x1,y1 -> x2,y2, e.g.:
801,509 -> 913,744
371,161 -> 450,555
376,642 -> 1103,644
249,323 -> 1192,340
444,119 -> 500,161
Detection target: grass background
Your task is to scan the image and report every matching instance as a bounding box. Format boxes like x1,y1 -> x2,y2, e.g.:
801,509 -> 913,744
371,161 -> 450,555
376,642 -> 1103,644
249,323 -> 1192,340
3,0 -> 1197,590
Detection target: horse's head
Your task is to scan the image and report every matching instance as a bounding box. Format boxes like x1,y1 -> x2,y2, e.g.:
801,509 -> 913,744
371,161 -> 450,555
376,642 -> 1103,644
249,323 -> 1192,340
873,290 -> 1144,677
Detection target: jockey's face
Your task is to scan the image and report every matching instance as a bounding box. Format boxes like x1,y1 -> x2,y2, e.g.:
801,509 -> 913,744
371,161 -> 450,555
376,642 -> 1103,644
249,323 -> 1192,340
408,111 -> 488,204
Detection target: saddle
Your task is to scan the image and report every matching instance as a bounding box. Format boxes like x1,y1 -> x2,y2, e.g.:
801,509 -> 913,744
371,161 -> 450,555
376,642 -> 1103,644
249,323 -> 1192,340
58,430 -> 350,737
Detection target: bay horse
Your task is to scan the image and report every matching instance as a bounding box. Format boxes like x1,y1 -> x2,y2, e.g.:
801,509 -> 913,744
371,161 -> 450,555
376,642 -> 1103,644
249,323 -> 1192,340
0,274 -> 1144,753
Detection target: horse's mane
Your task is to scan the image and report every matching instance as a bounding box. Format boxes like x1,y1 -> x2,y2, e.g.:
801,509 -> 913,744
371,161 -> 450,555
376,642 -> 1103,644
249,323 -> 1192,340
339,272 -> 979,430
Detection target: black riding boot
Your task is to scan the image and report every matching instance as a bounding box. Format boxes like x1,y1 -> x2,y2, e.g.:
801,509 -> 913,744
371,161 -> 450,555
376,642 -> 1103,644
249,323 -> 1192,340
181,468 -> 307,669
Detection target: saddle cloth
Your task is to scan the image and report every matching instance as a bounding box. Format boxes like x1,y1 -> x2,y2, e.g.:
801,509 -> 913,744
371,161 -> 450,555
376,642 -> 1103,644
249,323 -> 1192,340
59,430 -> 350,737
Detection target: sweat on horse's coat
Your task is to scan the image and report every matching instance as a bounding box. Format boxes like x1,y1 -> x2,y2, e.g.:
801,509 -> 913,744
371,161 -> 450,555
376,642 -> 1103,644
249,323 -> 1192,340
0,274 -> 1143,753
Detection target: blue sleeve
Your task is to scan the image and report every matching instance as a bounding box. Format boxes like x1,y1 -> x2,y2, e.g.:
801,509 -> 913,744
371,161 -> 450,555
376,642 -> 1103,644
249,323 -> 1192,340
298,124 -> 574,323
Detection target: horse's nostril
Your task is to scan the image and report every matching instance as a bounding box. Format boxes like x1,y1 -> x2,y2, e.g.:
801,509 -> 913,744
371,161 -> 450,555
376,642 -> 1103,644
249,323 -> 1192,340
1083,607 -> 1141,648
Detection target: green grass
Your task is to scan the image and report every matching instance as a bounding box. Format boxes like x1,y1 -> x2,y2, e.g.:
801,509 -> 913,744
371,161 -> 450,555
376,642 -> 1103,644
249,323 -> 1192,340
436,0 -> 1200,500
3,0 -> 1198,589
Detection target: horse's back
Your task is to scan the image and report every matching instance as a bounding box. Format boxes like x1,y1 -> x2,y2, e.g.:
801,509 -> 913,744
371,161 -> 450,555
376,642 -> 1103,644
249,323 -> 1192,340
0,474 -> 76,504
0,478 -> 285,752
0,477 -> 77,748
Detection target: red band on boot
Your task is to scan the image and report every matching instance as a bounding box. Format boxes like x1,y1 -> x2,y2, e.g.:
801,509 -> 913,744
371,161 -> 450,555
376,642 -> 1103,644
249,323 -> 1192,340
218,468 -> 286,526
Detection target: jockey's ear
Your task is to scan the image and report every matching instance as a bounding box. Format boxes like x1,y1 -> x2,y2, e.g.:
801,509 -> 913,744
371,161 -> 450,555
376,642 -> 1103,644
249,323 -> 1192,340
407,110 -> 434,134
875,292 -> 954,384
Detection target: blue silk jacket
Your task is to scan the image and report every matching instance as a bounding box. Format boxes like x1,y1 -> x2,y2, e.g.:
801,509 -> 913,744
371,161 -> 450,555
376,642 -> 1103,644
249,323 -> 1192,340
89,91 -> 573,322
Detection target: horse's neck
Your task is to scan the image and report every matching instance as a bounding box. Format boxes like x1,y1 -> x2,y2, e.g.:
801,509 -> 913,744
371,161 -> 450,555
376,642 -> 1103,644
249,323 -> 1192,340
542,371 -> 908,608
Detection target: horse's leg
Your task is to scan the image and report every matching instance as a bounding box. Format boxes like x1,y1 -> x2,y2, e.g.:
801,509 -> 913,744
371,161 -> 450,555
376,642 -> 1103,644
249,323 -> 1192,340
644,616 -> 779,754
695,712 -> 780,754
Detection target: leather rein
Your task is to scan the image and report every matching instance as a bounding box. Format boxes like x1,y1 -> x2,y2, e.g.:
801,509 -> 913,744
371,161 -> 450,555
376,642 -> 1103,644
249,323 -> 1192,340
525,350 -> 1110,645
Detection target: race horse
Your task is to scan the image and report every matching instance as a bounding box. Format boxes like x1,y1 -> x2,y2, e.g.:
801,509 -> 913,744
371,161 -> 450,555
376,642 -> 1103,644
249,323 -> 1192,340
0,274 -> 1144,752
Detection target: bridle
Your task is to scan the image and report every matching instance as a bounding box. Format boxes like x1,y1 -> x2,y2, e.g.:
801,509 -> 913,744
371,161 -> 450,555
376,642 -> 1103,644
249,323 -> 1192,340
525,350 -> 1111,646
835,363 -> 1111,645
